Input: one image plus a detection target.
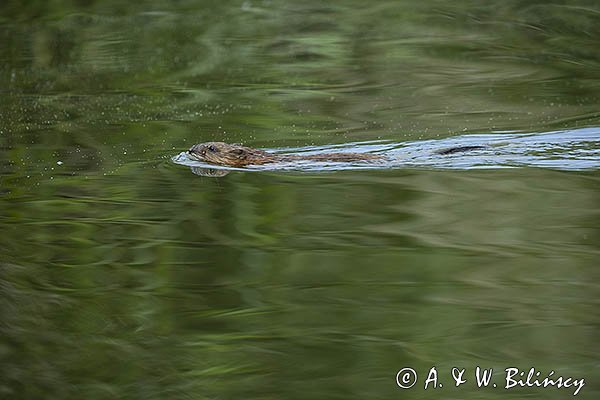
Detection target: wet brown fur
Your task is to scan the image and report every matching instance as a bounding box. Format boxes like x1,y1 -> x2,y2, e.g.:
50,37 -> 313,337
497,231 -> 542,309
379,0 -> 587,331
188,142 -> 383,167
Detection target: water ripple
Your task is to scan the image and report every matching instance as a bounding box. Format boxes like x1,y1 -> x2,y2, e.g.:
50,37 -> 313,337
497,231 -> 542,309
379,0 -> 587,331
173,127 -> 600,174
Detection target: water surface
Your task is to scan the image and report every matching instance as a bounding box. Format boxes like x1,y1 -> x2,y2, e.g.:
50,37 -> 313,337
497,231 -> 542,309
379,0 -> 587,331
1,1 -> 599,399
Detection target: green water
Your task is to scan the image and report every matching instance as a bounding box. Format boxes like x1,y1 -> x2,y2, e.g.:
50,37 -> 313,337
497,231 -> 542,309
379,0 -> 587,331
1,1 -> 599,399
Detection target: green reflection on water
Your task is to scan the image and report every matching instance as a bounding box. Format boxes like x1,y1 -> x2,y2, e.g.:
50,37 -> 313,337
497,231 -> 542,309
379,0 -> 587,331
1,0 -> 599,399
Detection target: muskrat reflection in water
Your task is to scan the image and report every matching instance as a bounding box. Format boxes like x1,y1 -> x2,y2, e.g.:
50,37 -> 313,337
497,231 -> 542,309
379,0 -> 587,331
187,141 -> 486,168
187,142 -> 383,167
190,166 -> 231,177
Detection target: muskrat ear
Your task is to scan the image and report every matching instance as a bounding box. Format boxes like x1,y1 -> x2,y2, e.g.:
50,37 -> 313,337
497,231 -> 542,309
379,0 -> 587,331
232,148 -> 245,155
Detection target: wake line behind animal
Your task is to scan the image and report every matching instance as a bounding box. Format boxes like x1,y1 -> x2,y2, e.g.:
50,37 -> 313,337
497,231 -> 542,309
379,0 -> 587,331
187,142 -> 485,167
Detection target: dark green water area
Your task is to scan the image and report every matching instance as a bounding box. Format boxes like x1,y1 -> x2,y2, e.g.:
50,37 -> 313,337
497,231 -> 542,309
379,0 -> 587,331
1,1 -> 599,399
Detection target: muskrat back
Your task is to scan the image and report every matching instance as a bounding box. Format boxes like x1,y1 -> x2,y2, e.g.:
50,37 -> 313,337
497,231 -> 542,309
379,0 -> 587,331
188,142 -> 382,167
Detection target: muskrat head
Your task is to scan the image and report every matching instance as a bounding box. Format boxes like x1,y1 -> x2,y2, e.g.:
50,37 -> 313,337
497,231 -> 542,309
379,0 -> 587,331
187,142 -> 275,167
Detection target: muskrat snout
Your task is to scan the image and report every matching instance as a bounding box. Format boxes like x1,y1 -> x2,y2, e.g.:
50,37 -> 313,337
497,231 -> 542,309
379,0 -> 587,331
188,144 -> 200,153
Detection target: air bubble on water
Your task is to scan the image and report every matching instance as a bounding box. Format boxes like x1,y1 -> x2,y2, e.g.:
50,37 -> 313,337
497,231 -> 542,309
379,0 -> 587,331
57,161 -> 63,165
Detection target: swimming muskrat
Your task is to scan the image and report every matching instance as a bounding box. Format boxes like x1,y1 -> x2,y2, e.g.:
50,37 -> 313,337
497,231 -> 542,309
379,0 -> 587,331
187,142 -> 383,167
187,142 -> 486,167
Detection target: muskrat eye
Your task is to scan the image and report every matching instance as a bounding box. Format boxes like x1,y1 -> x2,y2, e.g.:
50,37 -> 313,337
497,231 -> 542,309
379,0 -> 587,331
208,145 -> 217,152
